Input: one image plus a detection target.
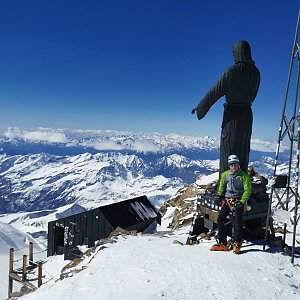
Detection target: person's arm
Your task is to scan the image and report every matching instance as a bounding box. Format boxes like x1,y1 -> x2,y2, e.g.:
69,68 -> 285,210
218,171 -> 228,196
241,172 -> 252,204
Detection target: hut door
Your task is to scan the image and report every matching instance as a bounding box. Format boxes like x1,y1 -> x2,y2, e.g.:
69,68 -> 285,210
54,225 -> 64,255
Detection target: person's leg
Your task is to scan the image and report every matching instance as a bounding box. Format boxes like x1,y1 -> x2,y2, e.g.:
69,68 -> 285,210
217,203 -> 231,244
233,205 -> 244,243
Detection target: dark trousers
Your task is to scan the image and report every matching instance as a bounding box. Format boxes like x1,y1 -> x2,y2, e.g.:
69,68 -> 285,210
217,202 -> 244,243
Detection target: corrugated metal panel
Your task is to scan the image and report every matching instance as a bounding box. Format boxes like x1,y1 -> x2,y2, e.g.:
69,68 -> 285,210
100,195 -> 159,228
47,195 -> 160,259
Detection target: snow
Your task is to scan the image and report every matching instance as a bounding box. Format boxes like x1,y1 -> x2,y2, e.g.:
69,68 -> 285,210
196,172 -> 219,185
0,178 -> 299,300
0,128 -> 298,299
0,151 -> 184,213
0,222 -> 42,254
130,202 -> 157,220
273,209 -> 294,224
0,203 -> 83,236
15,230 -> 300,300
1,212 -> 298,300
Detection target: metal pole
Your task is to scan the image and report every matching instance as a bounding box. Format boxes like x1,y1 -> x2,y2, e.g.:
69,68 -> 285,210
281,7 -> 300,133
292,111 -> 300,264
263,7 -> 300,250
283,68 -> 300,246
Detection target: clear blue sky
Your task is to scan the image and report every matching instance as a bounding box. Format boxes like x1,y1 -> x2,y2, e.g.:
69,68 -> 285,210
0,0 -> 299,140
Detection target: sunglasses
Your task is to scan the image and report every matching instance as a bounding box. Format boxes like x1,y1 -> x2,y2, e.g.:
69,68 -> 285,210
229,164 -> 239,167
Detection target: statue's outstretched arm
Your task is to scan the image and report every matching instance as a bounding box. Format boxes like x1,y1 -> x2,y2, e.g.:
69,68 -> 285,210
192,69 -> 229,120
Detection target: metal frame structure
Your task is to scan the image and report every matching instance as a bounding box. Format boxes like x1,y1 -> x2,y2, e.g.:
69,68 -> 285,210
263,8 -> 300,264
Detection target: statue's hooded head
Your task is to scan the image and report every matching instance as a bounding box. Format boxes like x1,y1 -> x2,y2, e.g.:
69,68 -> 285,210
232,40 -> 254,64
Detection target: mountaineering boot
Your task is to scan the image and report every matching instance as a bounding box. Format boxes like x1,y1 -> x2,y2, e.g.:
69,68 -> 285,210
233,242 -> 241,254
210,242 -> 229,251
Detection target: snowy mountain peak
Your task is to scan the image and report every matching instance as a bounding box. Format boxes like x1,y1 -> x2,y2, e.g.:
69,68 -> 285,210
0,127 -> 283,215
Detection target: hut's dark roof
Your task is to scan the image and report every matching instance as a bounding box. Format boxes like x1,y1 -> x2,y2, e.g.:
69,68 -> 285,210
100,195 -> 159,228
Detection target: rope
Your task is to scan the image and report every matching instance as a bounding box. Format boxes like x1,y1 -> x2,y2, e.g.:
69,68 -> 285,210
10,240 -> 48,254
42,277 -> 56,284
13,257 -> 24,263
33,248 -> 48,255
42,266 -> 57,282
80,244 -> 108,267
12,244 -> 28,252
24,265 -> 55,283
37,239 -> 48,248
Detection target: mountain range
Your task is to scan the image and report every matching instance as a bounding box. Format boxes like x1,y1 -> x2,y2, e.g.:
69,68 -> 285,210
0,127 -> 290,245
0,127 -> 283,213
0,127 -> 295,300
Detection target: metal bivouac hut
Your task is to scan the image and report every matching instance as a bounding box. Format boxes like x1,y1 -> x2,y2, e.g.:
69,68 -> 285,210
47,195 -> 161,260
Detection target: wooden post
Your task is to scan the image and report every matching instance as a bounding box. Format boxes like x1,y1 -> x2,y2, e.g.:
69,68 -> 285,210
29,242 -> 33,263
9,248 -> 14,273
8,248 -> 14,299
38,261 -> 43,287
22,255 -> 27,281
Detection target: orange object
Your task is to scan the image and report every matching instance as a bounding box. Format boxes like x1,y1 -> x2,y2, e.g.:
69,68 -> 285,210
210,242 -> 230,251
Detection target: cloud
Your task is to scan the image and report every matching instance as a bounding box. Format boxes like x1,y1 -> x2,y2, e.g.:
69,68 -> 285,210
88,140 -> 125,151
131,141 -> 160,152
250,139 -> 288,152
83,140 -> 160,152
3,127 -> 160,152
4,127 -> 68,143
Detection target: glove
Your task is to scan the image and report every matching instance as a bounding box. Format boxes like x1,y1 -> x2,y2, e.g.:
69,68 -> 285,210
215,195 -> 225,206
191,107 -> 197,114
236,201 -> 245,208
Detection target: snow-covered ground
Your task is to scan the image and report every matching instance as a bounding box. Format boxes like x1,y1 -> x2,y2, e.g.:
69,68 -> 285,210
0,217 -> 299,300
17,230 -> 300,300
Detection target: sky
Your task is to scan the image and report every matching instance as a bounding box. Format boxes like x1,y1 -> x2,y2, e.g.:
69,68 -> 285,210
0,0 -> 299,140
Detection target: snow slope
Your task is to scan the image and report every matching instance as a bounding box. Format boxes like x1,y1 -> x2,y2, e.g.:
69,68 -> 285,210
0,222 -> 42,255
18,229 -> 300,300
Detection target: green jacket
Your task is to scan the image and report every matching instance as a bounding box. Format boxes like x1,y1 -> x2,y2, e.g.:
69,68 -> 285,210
218,169 -> 251,204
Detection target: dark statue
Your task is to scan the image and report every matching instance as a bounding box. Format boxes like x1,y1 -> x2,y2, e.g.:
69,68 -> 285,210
192,40 -> 260,174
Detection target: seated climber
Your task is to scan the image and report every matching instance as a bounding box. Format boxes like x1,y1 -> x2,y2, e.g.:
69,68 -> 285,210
210,154 -> 251,254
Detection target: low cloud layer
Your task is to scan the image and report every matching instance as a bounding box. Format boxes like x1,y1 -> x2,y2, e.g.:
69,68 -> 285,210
84,140 -> 160,152
2,127 -> 278,154
250,139 -> 282,152
4,127 -> 68,143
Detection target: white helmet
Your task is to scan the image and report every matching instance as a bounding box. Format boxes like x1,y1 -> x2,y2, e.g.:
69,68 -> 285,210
228,154 -> 239,165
